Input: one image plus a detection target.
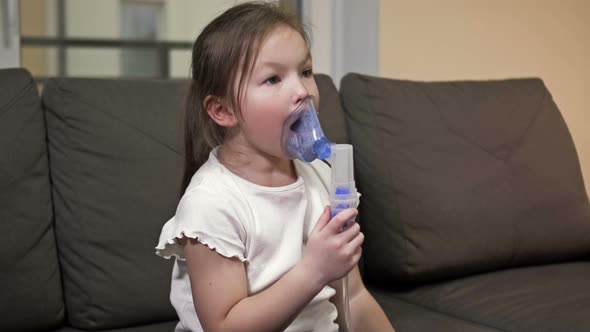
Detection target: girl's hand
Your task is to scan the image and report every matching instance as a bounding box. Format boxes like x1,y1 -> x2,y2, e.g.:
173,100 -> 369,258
301,206 -> 364,286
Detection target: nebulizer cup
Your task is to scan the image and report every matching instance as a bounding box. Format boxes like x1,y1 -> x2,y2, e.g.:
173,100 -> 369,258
328,145 -> 358,221
281,96 -> 332,162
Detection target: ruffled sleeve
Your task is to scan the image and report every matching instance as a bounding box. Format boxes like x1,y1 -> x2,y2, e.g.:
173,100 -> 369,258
155,188 -> 248,262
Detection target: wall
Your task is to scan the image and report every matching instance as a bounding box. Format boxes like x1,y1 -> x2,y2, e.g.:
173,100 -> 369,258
379,0 -> 590,193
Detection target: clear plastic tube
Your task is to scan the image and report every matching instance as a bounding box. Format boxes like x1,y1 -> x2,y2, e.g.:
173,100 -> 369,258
342,274 -> 353,332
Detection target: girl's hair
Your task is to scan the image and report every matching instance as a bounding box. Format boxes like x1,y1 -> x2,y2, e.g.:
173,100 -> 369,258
182,1 -> 308,193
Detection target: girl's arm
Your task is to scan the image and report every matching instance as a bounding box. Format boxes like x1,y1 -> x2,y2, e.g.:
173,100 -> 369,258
183,206 -> 363,332
183,240 -> 321,332
345,265 -> 397,332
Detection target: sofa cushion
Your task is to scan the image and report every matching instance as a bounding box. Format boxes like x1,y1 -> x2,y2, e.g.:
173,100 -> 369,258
43,78 -> 185,329
0,68 -> 64,330
340,73 -> 590,283
370,289 -> 503,332
393,262 -> 590,332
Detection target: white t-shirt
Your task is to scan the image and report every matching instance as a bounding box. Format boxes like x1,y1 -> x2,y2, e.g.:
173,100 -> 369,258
156,148 -> 339,332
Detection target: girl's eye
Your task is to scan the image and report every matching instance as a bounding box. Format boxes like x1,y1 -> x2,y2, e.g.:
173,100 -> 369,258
264,75 -> 281,85
302,68 -> 313,78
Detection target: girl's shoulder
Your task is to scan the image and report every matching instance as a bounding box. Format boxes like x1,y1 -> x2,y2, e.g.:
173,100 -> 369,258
185,153 -> 240,192
157,159 -> 249,262
181,162 -> 244,208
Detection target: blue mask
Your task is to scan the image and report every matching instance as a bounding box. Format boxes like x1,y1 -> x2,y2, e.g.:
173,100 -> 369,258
281,96 -> 332,162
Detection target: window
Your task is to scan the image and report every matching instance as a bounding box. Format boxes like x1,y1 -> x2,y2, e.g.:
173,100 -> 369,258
19,0 -> 298,80
120,1 -> 162,77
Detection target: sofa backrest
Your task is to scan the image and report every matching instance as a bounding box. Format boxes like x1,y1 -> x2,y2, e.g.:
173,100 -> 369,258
42,77 -> 188,329
0,68 -> 64,331
316,74 -> 349,144
12,66 -> 589,326
340,73 -> 590,285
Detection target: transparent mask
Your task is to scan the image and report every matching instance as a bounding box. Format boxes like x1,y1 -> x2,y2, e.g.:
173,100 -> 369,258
281,96 -> 332,162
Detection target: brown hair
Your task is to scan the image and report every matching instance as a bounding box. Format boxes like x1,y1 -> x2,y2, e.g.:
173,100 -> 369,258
182,1 -> 308,192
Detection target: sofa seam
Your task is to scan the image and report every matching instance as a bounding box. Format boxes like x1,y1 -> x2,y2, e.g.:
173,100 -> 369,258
48,82 -> 182,156
504,81 -> 547,164
44,81 -> 97,328
418,85 -> 500,162
418,81 -> 545,165
419,81 -> 548,272
0,75 -> 36,120
0,109 -> 44,185
503,87 -> 547,268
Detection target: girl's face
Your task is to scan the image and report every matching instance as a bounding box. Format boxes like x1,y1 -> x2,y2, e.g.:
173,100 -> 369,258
233,25 -> 319,160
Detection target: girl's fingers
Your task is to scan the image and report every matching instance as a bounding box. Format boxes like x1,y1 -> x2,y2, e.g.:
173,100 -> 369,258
345,231 -> 365,253
337,222 -> 361,243
326,208 -> 358,233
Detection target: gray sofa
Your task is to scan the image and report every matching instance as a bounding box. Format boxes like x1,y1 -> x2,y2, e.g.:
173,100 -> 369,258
1,67 -> 589,332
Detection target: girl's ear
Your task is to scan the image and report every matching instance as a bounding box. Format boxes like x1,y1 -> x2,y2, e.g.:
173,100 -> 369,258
204,95 -> 238,128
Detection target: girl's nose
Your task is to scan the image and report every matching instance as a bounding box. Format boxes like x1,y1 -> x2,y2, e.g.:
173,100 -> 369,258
293,78 -> 309,105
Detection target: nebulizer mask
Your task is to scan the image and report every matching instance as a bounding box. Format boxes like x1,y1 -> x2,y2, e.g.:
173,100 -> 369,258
281,96 -> 332,162
281,96 -> 356,332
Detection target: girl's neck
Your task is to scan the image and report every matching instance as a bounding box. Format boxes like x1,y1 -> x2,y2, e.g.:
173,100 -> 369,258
217,143 -> 298,187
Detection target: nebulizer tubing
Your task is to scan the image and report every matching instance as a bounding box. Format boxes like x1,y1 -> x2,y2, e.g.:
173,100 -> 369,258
342,274 -> 353,332
281,97 -> 355,332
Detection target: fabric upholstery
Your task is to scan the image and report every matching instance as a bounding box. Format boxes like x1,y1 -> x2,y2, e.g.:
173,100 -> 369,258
394,261 -> 590,332
316,74 -> 349,144
370,289 -> 502,332
43,78 -> 185,329
53,320 -> 178,332
340,73 -> 590,284
0,68 -> 64,331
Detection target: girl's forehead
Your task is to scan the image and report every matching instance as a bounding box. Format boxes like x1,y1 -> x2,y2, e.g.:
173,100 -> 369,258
255,26 -> 309,63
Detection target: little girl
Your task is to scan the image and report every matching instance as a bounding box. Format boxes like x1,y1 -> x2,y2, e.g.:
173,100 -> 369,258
156,2 -> 395,332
